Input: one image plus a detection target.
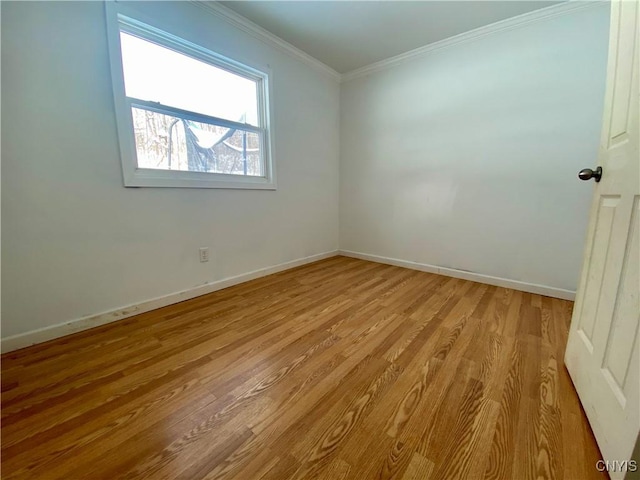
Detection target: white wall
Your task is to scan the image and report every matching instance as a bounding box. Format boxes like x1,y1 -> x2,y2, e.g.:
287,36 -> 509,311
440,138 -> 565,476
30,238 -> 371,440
1,2 -> 611,347
340,4 -> 610,293
1,1 -> 340,341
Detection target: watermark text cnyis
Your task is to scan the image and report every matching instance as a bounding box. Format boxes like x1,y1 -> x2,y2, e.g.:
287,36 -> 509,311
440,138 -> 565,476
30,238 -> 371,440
595,460 -> 638,473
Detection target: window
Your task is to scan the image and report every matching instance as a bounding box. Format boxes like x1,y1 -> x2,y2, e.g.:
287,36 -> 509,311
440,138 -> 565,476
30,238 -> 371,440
106,7 -> 275,189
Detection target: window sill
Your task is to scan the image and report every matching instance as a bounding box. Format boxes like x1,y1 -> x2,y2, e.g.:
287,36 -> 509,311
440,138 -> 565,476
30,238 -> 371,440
123,168 -> 277,190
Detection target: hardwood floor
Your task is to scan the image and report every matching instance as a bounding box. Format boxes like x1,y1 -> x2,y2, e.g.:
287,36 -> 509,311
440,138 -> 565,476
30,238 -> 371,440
1,256 -> 606,480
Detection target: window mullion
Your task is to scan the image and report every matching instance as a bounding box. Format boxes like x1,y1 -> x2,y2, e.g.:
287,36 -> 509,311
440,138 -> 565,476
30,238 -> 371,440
127,98 -> 262,134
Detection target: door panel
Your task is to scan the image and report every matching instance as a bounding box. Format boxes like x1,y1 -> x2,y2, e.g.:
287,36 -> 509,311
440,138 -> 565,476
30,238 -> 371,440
601,197 -> 638,393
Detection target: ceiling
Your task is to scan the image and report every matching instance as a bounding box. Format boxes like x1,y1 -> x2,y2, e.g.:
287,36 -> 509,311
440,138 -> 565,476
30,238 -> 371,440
219,1 -> 562,74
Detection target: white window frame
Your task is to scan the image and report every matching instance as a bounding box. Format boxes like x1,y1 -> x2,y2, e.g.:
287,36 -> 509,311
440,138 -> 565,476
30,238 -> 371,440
105,3 -> 276,189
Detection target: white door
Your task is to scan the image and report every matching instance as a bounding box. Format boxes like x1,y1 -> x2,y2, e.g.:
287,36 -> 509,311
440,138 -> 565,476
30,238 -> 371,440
565,0 -> 640,478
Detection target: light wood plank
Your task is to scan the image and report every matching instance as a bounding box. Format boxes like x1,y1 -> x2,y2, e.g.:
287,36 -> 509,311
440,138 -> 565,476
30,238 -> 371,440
1,256 -> 605,480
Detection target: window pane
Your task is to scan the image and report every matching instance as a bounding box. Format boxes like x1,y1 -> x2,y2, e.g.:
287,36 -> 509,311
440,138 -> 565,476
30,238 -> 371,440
120,32 -> 259,126
131,107 -> 263,176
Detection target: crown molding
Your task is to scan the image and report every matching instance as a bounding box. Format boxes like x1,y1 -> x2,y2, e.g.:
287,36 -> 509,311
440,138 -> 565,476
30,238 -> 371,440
192,1 -> 606,85
191,1 -> 342,83
342,0 -> 607,83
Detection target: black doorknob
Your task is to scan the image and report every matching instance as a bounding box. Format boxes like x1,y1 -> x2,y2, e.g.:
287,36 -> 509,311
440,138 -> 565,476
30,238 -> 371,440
578,166 -> 603,182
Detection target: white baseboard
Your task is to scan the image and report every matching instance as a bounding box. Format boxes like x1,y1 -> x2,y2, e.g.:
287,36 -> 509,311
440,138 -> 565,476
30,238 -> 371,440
1,248 -> 574,353
339,250 -> 576,301
1,250 -> 339,353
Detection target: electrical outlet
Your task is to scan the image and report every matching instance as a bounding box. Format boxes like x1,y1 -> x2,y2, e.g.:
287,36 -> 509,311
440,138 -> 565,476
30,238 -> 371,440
199,247 -> 209,263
